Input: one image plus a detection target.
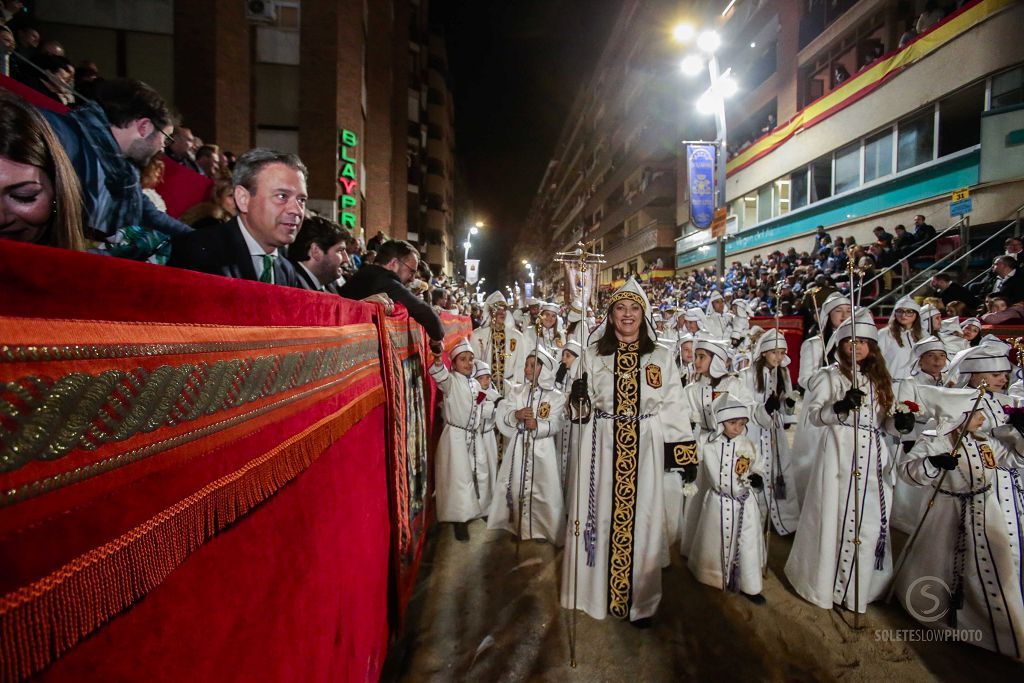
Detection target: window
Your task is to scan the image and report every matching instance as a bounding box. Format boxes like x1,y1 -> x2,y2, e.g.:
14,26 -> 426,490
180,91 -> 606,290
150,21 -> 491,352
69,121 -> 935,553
991,66 -> 1024,109
897,110 -> 935,172
863,129 -> 892,182
774,179 -> 791,216
834,142 -> 860,194
939,82 -> 984,157
757,184 -> 773,223
741,193 -> 757,228
810,156 -> 832,202
790,169 -> 808,210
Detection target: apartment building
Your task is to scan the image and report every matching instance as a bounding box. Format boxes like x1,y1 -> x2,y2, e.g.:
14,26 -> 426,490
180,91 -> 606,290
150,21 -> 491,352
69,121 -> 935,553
516,0 -> 685,295
675,0 -> 1024,272
31,0 -> 458,273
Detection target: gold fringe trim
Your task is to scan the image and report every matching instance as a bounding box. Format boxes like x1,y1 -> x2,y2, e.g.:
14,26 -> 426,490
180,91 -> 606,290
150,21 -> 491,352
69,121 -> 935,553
0,386 -> 383,683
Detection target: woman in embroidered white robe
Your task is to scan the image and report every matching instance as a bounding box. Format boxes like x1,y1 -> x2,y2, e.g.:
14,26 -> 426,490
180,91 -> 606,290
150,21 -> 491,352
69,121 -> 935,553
785,313 -> 895,613
431,343 -> 494,525
488,349 -> 566,544
560,279 -> 696,623
897,399 -> 1024,659
688,396 -> 767,599
523,302 -> 565,359
739,330 -> 800,535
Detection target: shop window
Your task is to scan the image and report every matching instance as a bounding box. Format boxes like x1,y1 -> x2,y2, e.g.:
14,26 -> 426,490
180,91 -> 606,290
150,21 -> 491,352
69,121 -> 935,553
863,129 -> 892,182
757,184 -> 773,223
790,168 -> 808,210
938,82 -> 984,157
833,142 -> 860,194
991,66 -> 1024,109
810,156 -> 832,203
897,110 -> 935,172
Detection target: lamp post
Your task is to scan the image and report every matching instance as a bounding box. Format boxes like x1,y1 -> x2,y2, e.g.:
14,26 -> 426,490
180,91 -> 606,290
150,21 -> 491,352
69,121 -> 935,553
677,26 -> 736,278
463,220 -> 484,284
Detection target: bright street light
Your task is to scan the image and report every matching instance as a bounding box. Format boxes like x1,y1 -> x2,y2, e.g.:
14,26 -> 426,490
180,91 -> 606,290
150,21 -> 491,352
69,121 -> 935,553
680,54 -> 703,76
463,241 -> 471,249
697,29 -> 721,54
696,91 -> 719,115
474,221 -> 484,228
718,73 -> 738,98
672,23 -> 695,43
469,227 -> 479,236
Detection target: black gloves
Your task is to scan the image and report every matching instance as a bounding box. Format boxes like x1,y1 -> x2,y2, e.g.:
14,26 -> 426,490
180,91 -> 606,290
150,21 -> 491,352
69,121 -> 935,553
680,464 -> 698,483
844,388 -> 866,407
749,473 -> 764,489
555,362 -> 568,385
764,395 -> 780,415
570,373 -> 588,404
1008,411 -> 1024,436
833,388 -> 866,416
894,412 -> 915,434
429,339 -> 444,355
927,453 -> 958,470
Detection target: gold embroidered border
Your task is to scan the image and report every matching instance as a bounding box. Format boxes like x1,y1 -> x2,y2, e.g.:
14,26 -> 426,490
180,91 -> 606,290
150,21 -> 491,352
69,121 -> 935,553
609,341 -> 640,619
609,291 -> 646,310
673,442 -> 698,467
0,336 -> 379,475
1,362 -> 379,508
0,335 -> 352,364
0,386 -> 384,683
491,327 -> 506,391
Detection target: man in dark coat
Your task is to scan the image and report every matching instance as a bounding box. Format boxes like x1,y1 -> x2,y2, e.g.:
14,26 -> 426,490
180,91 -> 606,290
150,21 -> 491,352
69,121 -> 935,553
339,239 -> 445,352
169,148 -> 305,288
929,273 -> 979,311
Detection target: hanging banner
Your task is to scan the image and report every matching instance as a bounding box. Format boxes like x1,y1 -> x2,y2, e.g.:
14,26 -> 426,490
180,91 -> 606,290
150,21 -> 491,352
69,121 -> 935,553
686,143 -> 716,230
465,259 -> 480,285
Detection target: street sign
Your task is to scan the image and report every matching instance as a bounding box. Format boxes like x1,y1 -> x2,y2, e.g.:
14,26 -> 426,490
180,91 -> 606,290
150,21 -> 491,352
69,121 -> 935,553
950,187 -> 972,216
710,207 -> 728,238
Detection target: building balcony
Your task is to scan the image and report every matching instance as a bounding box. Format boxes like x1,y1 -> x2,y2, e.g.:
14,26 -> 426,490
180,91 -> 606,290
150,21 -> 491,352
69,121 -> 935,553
603,220 -> 676,267
592,171 -> 675,242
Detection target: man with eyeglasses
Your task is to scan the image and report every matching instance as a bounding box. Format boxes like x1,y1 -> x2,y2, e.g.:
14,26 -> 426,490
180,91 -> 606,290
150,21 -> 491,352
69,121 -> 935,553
339,239 -> 445,352
40,77 -> 191,246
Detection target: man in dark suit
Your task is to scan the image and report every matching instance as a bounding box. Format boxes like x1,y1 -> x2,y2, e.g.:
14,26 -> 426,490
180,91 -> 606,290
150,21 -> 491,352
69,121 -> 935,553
929,272 -> 979,311
288,216 -> 349,294
992,255 -> 1024,305
169,148 -> 306,288
340,239 -> 445,353
912,214 -> 937,244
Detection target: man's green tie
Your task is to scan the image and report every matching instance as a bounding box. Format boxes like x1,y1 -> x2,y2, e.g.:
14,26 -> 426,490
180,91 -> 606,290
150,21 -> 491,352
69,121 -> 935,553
260,254 -> 275,283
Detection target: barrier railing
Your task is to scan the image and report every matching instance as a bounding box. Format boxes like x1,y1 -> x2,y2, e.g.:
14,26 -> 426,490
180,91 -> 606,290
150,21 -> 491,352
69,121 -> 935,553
0,240 -> 468,682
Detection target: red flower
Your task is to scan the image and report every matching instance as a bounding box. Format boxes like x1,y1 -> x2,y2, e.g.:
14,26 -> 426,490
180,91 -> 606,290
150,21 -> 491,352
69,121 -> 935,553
476,391 -> 486,405
902,400 -> 920,413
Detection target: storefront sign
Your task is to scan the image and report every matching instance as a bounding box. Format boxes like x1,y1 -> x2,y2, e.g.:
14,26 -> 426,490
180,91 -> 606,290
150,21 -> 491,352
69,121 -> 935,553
337,129 -> 358,230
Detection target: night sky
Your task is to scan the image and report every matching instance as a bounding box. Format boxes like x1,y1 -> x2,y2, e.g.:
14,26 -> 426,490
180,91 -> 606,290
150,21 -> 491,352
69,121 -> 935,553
432,0 -> 621,290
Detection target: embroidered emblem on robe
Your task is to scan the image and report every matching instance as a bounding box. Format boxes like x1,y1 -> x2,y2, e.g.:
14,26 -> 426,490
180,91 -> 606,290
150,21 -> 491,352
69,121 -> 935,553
538,402 -> 551,419
979,443 -> 996,469
735,456 -> 751,477
510,338 -> 517,352
645,364 -> 662,388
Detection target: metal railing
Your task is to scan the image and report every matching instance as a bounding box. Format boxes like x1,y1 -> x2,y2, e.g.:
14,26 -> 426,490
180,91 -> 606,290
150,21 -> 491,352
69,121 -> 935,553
871,203 -> 1024,309
858,215 -> 968,296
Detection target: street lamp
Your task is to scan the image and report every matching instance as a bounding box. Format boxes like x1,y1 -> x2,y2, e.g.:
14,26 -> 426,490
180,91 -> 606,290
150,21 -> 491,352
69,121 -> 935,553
463,220 -> 485,283
674,24 -> 736,277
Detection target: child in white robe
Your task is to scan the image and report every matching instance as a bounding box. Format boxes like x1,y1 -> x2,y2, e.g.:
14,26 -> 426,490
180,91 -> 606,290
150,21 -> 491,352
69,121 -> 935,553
488,347 -> 567,545
474,360 -> 500,488
431,338 -> 494,540
739,329 -> 800,536
688,394 -> 767,603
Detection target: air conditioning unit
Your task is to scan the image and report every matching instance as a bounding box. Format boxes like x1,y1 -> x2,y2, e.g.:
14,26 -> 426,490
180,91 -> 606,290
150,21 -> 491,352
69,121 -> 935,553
245,0 -> 276,22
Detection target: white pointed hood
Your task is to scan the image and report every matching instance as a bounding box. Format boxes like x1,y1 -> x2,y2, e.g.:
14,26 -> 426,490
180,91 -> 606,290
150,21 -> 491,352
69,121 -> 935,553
588,277 -> 656,346
482,290 -> 516,331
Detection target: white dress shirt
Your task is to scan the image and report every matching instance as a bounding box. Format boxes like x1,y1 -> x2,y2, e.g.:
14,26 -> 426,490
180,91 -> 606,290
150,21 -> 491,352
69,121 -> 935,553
237,218 -> 278,283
